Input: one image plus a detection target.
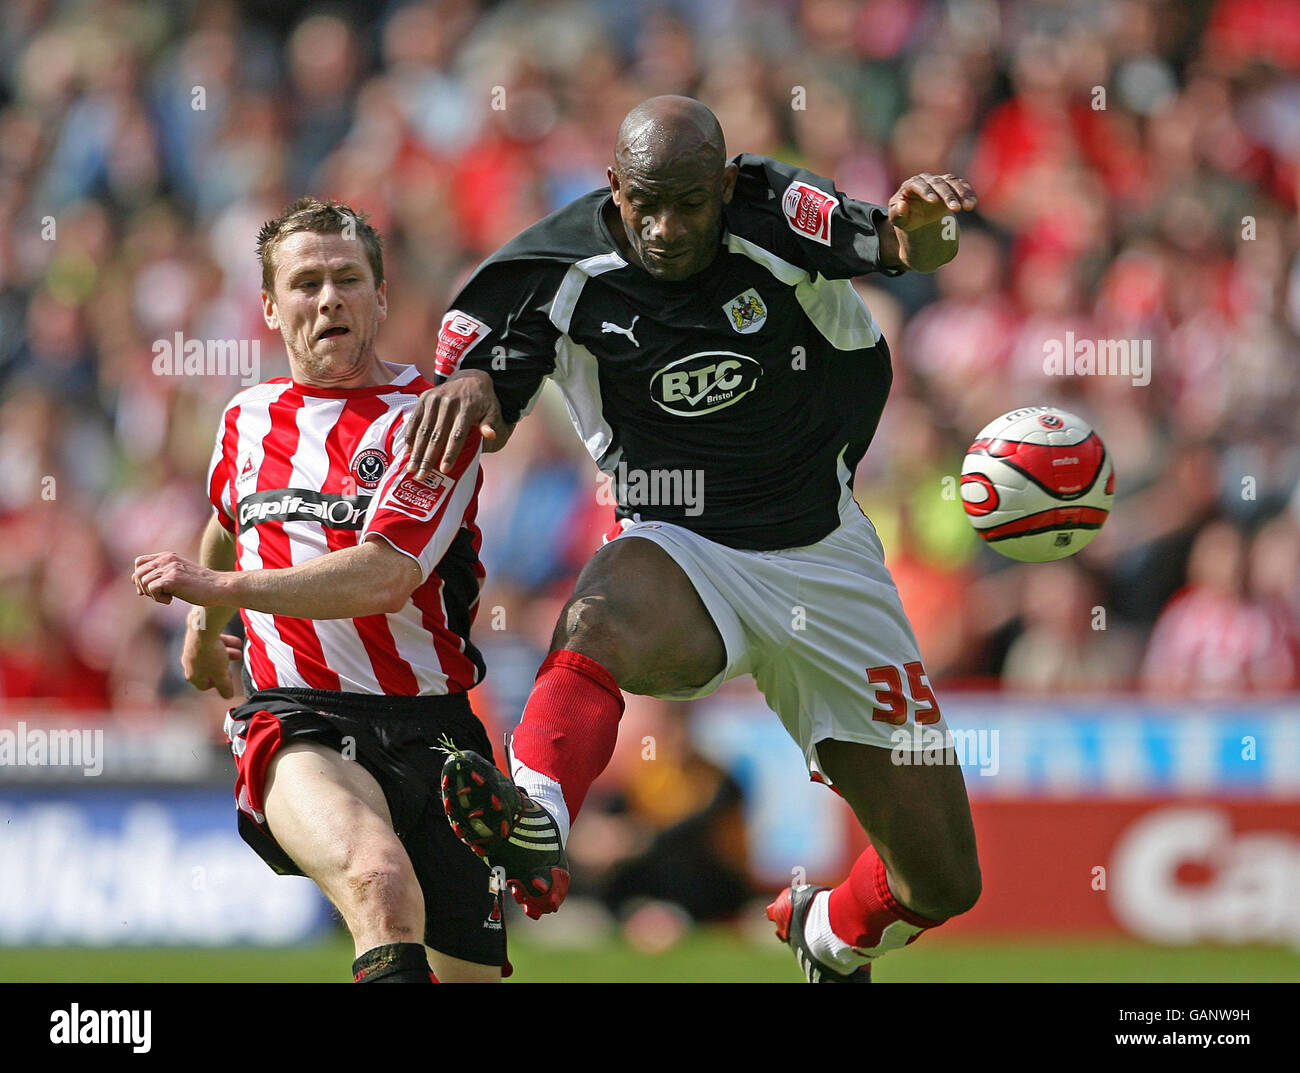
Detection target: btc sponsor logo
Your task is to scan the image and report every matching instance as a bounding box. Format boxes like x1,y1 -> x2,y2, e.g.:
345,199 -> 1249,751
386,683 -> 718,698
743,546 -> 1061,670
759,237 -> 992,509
650,351 -> 763,416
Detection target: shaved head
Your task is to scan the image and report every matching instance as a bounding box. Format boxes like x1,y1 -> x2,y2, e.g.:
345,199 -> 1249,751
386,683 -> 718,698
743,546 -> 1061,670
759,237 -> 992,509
614,95 -> 726,178
606,96 -> 737,281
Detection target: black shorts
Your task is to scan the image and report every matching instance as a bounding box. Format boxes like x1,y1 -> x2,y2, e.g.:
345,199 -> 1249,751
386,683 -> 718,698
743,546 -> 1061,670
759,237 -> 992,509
224,687 -> 506,968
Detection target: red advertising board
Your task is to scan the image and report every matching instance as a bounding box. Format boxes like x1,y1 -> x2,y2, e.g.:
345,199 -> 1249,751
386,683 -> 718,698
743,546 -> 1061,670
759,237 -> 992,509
848,799 -> 1300,944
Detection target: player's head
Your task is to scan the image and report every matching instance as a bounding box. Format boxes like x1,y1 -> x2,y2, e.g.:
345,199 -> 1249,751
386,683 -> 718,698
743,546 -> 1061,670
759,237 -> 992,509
257,197 -> 388,385
608,96 -> 738,282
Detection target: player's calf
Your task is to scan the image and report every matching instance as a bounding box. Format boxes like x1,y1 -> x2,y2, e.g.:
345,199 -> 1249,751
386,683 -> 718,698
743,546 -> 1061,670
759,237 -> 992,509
770,738 -> 981,979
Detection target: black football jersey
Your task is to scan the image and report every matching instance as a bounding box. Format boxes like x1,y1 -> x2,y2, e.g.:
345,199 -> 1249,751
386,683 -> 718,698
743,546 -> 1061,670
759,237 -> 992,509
434,153 -> 904,551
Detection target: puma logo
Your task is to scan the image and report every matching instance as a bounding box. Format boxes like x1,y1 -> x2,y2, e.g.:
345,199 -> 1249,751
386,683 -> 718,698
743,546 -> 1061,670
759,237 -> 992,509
600,315 -> 639,347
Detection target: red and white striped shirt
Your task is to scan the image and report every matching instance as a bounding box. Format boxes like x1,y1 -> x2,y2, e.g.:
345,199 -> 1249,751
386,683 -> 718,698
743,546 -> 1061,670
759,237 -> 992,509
1141,587 -> 1300,696
207,362 -> 485,695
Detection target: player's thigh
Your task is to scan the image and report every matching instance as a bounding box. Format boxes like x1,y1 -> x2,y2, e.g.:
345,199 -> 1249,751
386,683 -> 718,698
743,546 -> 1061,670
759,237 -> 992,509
261,742 -> 419,902
555,534 -> 726,693
817,738 -> 980,915
425,946 -> 500,983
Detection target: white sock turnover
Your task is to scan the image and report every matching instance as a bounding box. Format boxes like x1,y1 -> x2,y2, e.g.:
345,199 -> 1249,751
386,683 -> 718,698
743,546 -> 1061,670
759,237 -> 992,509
804,890 -> 873,973
509,756 -> 572,845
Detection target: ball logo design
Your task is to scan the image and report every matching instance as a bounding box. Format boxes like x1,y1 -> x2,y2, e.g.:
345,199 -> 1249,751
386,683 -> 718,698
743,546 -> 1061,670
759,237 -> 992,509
960,406 -> 1115,563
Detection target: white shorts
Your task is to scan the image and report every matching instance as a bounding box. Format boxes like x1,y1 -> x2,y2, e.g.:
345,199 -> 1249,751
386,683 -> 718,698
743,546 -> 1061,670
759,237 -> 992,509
614,497 -> 951,783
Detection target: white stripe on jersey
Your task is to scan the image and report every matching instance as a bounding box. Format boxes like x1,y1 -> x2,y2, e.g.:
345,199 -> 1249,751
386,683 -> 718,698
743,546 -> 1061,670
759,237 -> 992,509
549,252 -> 627,335
552,337 -> 616,464
230,385 -> 301,689
282,396 -> 375,690
386,600 -> 451,694
724,231 -> 883,349
535,254 -> 626,464
285,397 -> 342,560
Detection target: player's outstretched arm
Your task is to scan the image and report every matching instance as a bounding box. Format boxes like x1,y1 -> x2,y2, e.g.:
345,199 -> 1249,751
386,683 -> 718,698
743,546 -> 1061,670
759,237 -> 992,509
877,173 -> 977,273
133,538 -> 422,620
405,369 -> 512,479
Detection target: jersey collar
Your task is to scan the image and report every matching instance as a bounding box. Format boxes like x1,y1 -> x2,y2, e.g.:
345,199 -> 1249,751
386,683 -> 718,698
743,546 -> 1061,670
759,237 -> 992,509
289,360 -> 424,398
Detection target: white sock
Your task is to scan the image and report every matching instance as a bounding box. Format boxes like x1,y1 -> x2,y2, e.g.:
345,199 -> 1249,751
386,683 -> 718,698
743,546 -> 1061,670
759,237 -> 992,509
804,890 -> 873,973
509,756 -> 571,845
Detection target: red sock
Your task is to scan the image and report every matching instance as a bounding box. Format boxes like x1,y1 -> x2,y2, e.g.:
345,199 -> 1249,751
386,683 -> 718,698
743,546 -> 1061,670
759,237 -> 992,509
826,845 -> 943,954
509,649 -> 625,820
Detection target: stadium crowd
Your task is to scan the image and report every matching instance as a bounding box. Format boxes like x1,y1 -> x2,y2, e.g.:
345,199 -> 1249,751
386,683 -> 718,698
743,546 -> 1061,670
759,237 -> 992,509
1,0 -> 1298,727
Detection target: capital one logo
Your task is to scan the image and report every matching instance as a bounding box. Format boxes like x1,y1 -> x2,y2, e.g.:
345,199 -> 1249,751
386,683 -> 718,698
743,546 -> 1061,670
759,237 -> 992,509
650,351 -> 763,416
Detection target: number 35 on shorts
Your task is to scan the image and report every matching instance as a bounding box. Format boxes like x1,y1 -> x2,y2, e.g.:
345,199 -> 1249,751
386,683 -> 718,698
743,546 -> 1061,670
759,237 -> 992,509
866,661 -> 941,725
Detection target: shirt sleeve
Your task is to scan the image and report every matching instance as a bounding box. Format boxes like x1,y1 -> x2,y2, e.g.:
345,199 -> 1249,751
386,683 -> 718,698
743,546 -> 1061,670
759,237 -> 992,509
360,425 -> 483,584
434,258 -> 567,425
728,153 -> 905,281
206,408 -> 237,533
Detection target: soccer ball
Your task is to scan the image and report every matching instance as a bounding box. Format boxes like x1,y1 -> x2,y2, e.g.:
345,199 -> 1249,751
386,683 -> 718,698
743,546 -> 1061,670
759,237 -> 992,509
960,406 -> 1115,562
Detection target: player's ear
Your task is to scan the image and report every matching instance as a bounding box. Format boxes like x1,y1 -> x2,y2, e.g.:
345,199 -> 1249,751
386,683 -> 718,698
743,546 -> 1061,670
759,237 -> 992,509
721,162 -> 739,205
375,279 -> 388,323
261,289 -> 279,330
608,165 -> 621,204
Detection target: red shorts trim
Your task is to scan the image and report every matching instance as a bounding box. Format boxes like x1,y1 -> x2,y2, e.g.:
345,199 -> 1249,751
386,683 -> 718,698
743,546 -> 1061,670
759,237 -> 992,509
226,709 -> 285,824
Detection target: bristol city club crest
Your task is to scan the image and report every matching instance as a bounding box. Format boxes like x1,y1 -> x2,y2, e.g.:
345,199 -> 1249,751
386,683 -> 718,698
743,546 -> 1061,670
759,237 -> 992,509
723,288 -> 767,334
350,448 -> 388,491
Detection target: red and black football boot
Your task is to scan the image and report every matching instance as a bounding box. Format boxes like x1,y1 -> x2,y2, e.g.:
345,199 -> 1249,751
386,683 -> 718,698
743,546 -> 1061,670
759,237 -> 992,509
440,748 -> 570,920
767,884 -> 872,983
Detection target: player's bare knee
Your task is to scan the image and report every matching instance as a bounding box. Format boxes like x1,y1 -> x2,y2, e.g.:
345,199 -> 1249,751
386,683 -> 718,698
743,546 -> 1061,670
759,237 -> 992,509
908,864 -> 982,920
941,866 -> 982,918
342,858 -> 421,926
555,536 -> 723,693
554,592 -> 639,682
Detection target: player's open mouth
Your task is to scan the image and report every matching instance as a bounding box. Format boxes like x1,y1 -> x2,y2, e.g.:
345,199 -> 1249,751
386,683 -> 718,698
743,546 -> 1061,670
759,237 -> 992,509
317,325 -> 350,340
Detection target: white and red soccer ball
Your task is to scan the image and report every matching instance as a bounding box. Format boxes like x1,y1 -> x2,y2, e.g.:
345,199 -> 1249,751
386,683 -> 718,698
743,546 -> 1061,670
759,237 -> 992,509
960,406 -> 1115,562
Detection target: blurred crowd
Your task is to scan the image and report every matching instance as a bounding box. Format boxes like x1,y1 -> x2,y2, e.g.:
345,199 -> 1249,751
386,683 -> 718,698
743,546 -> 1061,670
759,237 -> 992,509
1,0 -> 1299,718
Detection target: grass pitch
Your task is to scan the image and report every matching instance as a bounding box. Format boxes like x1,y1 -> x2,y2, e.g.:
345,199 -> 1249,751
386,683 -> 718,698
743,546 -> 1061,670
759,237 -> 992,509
1,928 -> 1296,983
